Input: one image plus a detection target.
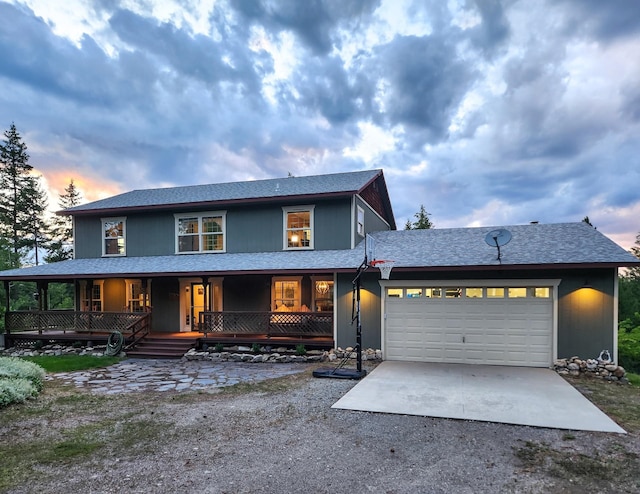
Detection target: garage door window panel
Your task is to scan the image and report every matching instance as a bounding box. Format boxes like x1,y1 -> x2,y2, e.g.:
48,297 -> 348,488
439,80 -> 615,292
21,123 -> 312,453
387,288 -> 403,298
465,288 -> 483,298
406,288 -> 423,298
487,288 -> 505,298
425,288 -> 442,298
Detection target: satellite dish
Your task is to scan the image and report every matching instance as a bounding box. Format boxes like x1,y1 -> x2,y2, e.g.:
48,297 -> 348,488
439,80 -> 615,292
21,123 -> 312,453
484,228 -> 512,261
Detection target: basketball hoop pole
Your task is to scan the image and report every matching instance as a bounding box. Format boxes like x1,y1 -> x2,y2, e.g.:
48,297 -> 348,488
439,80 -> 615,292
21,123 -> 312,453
351,257 -> 369,376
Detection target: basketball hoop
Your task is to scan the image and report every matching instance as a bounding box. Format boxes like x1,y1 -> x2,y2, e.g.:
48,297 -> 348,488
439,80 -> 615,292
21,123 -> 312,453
370,259 -> 395,280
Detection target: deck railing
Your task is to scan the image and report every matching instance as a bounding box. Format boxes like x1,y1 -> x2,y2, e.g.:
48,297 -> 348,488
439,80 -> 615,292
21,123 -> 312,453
5,310 -> 151,336
199,311 -> 333,338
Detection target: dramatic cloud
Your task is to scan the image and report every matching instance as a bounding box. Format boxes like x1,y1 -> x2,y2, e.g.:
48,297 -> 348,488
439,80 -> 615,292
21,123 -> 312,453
0,0 -> 638,250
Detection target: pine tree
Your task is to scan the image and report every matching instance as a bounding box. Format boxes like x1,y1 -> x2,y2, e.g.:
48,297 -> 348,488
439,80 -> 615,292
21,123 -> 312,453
405,204 -> 434,230
46,179 -> 82,262
0,123 -> 35,267
21,175 -> 50,266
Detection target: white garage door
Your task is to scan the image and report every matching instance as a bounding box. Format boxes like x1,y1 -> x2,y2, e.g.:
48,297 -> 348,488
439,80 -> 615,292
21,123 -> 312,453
384,284 -> 554,367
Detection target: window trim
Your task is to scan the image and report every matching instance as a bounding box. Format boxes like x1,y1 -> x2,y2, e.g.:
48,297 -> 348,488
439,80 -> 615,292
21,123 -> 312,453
282,205 -> 314,250
101,217 -> 126,257
174,211 -> 227,254
271,276 -> 303,311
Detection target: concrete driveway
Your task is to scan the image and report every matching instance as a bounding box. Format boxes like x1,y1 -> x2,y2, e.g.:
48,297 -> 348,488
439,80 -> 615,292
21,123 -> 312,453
332,361 -> 625,433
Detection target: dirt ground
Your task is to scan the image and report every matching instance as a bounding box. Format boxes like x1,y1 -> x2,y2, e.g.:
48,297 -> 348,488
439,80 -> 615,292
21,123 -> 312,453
2,362 -> 639,493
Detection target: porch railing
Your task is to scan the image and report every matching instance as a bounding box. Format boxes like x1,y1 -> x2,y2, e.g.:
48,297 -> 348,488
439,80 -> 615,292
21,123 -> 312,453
199,311 -> 333,338
5,310 -> 151,336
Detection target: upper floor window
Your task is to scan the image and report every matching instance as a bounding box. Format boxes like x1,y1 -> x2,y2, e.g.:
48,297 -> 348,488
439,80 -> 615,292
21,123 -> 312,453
283,206 -> 314,250
102,217 -> 126,256
175,211 -> 226,254
357,206 -> 365,237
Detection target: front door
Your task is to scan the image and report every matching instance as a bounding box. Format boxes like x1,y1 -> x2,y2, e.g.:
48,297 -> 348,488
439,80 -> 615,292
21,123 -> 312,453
180,278 -> 223,332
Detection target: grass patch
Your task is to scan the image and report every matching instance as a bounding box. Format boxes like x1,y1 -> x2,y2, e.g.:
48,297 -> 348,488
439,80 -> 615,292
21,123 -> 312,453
22,355 -> 121,373
0,383 -> 176,491
515,439 -> 640,491
627,372 -> 640,386
565,375 -> 640,433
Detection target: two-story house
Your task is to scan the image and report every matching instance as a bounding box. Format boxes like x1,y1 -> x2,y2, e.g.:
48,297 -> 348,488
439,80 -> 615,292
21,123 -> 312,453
1,168 -> 638,366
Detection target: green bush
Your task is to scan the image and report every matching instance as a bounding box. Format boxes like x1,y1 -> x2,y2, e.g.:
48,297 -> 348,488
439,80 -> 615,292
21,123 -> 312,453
0,378 -> 39,407
618,323 -> 640,374
0,357 -> 46,407
295,344 -> 307,356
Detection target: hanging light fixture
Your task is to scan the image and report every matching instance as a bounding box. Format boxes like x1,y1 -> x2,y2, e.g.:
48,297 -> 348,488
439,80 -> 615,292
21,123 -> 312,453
316,281 -> 330,295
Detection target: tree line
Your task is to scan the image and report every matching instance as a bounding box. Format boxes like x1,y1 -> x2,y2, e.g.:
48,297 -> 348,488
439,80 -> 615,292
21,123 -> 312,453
0,123 -> 81,316
0,123 -> 81,270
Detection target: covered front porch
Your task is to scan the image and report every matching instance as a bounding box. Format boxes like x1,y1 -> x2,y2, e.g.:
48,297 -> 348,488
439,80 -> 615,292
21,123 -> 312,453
2,272 -> 337,353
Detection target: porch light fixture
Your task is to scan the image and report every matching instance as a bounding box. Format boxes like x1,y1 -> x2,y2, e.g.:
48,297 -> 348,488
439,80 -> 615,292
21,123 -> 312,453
316,281 -> 330,295
582,280 -> 593,289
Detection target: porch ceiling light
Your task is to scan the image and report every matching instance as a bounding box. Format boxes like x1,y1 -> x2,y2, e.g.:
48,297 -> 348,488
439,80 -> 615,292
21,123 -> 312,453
316,281 -> 330,294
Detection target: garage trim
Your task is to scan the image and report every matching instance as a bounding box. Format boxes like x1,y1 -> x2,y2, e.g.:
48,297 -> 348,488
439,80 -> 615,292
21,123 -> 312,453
379,279 -> 561,366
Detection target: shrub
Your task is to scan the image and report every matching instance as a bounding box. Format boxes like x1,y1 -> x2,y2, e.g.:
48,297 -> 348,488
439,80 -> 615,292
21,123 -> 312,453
295,344 -> 307,356
618,324 -> 640,374
0,378 -> 38,407
251,343 -> 262,353
214,343 -> 224,353
0,357 -> 46,407
0,357 -> 46,391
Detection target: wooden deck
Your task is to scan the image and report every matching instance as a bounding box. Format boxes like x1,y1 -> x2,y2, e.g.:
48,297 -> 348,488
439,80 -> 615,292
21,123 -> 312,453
4,330 -> 334,352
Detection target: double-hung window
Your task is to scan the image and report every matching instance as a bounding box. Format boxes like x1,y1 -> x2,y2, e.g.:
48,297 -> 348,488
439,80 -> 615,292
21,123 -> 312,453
283,206 -> 314,250
357,206 -> 365,237
102,217 -> 126,256
175,212 -> 226,253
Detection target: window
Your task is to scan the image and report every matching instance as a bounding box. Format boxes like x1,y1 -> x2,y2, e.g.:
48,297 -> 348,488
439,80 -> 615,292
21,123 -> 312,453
80,281 -> 103,311
126,280 -> 151,312
533,287 -> 550,298
445,288 -> 462,298
357,206 -> 365,237
283,206 -> 314,250
487,287 -> 505,298
465,288 -> 483,298
313,278 -> 334,312
425,288 -> 442,298
406,288 -> 422,298
272,277 -> 302,310
102,217 -> 126,256
387,288 -> 403,298
508,287 -> 527,298
175,212 -> 226,253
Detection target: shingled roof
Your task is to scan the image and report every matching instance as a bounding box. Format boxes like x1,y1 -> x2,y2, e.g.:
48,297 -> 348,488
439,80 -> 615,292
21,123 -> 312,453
0,222 -> 636,281
367,222 -> 640,269
64,169 -> 385,215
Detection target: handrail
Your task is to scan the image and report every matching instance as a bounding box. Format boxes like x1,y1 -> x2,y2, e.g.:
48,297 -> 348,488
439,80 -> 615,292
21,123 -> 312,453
5,310 -> 149,335
125,313 -> 151,349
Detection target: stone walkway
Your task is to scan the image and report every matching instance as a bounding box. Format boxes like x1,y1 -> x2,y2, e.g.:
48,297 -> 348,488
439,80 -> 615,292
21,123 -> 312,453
47,359 -> 309,394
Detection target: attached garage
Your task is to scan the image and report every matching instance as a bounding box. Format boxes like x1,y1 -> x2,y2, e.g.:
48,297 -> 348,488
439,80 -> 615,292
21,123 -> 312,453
382,280 -> 559,367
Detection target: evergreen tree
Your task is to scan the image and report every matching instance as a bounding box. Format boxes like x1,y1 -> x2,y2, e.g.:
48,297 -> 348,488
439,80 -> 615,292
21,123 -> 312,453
0,123 -> 34,266
21,175 -> 50,266
46,179 -> 82,262
405,204 -> 434,230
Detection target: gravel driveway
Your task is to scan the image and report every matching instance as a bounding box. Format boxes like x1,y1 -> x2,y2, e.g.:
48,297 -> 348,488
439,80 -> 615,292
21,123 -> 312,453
7,361 -> 635,493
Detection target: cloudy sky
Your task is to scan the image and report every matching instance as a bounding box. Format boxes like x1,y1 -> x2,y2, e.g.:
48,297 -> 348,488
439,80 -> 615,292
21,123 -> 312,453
1,0 -> 639,250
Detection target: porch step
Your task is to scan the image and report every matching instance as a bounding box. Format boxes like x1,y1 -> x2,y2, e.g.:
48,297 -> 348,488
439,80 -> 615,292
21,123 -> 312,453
126,336 -> 197,359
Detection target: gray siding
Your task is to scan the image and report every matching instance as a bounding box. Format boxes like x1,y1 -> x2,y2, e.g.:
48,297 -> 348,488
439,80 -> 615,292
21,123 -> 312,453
74,216 -> 102,259
151,278 -> 180,332
334,268 -> 617,359
355,195 -> 391,242
336,271 -> 382,350
557,269 -> 616,359
73,198 -> 354,258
